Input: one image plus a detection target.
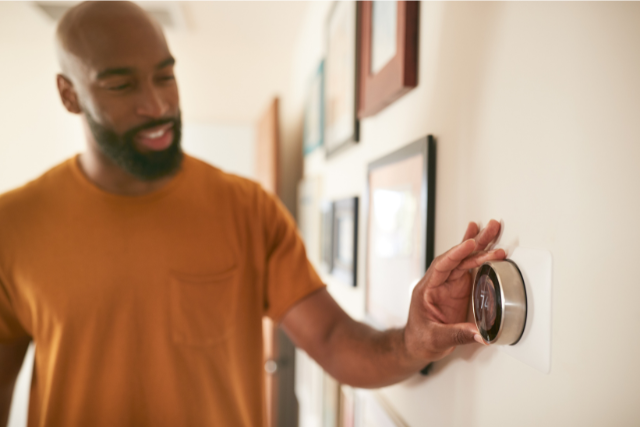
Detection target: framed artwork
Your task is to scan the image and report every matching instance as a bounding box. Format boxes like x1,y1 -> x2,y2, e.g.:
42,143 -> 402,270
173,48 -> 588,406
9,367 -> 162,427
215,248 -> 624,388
295,350 -> 325,427
356,390 -> 408,427
322,372 -> 340,427
297,176 -> 323,266
325,1 -> 360,157
339,385 -> 355,427
320,201 -> 334,274
304,61 -> 325,156
331,197 -> 359,287
358,1 -> 419,118
365,136 -> 436,329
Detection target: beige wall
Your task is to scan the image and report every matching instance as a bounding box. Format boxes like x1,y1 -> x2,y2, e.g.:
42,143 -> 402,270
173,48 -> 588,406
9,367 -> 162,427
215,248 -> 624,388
287,2 -> 640,426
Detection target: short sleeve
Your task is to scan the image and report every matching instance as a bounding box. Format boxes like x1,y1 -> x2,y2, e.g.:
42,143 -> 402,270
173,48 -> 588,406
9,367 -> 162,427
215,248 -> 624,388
0,276 -> 29,343
259,189 -> 326,322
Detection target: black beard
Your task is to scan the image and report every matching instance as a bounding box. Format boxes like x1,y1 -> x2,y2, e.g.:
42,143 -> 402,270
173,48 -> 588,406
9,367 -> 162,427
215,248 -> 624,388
84,111 -> 183,181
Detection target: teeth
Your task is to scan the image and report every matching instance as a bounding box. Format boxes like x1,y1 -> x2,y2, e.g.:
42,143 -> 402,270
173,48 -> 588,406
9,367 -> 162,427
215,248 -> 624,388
142,129 -> 165,139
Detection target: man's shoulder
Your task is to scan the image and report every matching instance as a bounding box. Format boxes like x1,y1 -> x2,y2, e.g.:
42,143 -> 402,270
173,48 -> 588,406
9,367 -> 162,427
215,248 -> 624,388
0,158 -> 73,217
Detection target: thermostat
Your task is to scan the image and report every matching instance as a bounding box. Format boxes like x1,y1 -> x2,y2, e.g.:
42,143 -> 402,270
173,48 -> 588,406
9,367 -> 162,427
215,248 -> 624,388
472,260 -> 527,345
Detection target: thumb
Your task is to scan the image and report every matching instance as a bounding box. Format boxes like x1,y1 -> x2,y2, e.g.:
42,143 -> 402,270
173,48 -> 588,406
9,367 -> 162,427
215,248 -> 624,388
430,322 -> 481,350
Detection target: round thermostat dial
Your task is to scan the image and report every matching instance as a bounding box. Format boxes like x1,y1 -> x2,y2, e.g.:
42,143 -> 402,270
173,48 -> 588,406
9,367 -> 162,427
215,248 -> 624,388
472,260 -> 527,345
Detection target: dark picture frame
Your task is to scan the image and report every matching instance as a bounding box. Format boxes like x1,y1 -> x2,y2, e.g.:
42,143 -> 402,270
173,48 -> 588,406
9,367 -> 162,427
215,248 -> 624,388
358,1 -> 419,118
364,136 -> 436,329
331,197 -> 359,287
325,1 -> 360,158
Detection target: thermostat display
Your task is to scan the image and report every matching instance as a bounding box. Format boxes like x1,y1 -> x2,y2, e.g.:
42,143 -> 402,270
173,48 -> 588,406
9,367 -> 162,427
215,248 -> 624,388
472,260 -> 527,345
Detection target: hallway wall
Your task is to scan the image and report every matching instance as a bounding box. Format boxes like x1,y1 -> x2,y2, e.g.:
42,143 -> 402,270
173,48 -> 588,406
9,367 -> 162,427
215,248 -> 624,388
285,2 -> 640,426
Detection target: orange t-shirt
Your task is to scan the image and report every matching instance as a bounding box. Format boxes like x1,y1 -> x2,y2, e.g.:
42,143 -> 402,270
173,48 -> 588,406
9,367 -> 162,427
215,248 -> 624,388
0,155 -> 325,427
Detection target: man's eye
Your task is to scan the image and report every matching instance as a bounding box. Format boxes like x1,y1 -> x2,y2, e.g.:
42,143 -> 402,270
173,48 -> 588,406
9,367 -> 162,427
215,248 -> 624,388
158,75 -> 175,82
107,83 -> 131,91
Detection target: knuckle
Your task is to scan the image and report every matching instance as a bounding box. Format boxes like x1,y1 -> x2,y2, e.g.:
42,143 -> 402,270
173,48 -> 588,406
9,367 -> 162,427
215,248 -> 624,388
453,329 -> 468,346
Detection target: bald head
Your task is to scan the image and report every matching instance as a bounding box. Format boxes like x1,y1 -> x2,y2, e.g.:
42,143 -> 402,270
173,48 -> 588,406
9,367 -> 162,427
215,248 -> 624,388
56,2 -> 168,79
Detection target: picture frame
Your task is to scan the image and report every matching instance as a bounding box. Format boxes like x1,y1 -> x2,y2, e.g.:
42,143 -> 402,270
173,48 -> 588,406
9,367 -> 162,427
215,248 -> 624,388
325,1 -> 360,157
358,1 -> 419,118
365,136 -> 436,329
331,197 -> 359,287
304,60 -> 325,156
356,390 -> 409,427
339,385 -> 356,427
322,372 -> 340,427
320,200 -> 334,274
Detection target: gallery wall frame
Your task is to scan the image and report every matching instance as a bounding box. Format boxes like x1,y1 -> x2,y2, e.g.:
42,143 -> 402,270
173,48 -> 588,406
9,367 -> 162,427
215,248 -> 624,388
358,1 -> 419,118
325,1 -> 360,158
339,385 -> 355,427
320,201 -> 334,274
364,136 -> 436,329
323,372 -> 340,427
331,196 -> 359,287
304,61 -> 325,156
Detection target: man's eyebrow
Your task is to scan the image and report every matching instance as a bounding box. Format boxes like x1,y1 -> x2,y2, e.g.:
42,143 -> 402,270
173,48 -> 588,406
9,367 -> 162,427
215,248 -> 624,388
96,67 -> 134,79
156,57 -> 175,70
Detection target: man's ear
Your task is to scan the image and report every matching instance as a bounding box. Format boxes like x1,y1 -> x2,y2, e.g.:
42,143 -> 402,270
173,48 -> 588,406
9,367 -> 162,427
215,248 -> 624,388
56,74 -> 82,114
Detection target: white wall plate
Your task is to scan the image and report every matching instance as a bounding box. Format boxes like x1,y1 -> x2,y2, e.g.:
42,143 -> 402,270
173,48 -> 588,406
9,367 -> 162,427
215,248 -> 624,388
499,246 -> 552,374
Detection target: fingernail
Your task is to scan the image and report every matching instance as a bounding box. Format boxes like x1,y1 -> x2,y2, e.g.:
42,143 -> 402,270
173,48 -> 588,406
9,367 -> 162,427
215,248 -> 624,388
474,334 -> 485,345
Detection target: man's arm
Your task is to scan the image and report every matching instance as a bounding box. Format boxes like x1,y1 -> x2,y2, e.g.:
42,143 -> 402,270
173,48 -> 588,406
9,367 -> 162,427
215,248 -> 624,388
281,220 -> 505,388
0,337 -> 30,426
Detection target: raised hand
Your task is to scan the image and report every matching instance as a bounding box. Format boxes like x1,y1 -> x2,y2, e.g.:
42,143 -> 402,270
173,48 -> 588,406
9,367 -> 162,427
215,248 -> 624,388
403,220 -> 506,363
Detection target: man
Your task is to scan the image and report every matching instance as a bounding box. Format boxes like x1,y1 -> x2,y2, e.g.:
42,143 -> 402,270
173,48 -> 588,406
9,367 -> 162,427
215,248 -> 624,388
0,2 -> 505,426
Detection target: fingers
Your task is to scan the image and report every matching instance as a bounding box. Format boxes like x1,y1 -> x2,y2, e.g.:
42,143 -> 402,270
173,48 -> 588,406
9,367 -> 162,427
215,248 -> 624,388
430,322 -> 479,350
457,248 -> 506,271
473,219 -> 501,252
461,222 -> 479,243
429,239 -> 476,285
446,248 -> 506,281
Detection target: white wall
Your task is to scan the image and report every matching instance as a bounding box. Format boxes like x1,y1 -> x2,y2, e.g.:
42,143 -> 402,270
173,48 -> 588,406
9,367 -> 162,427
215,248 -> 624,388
182,123 -> 255,179
287,2 -> 640,426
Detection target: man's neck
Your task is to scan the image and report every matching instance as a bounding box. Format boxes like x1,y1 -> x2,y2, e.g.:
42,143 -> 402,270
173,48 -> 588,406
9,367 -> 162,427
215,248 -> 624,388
77,149 -> 175,196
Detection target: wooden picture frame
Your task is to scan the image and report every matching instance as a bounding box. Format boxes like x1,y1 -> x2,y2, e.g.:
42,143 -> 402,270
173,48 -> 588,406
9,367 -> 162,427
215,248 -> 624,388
358,1 -> 419,118
255,98 -> 280,194
339,385 -> 356,427
331,197 -> 359,287
365,136 -> 436,329
325,1 -> 360,157
304,61 -> 325,156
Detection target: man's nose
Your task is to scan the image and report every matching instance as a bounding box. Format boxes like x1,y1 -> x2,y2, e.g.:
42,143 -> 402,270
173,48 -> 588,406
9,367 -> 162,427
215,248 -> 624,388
135,82 -> 169,118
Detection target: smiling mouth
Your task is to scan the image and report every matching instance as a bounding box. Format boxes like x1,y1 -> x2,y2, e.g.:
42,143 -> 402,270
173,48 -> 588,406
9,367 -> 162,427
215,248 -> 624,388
134,122 -> 175,151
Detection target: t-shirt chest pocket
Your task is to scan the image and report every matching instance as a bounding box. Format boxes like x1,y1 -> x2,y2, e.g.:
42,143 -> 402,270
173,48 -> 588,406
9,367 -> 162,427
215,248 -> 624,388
169,266 -> 239,346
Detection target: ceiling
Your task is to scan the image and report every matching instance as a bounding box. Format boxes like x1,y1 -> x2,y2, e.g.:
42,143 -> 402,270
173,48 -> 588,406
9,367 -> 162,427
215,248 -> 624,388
29,1 -> 309,125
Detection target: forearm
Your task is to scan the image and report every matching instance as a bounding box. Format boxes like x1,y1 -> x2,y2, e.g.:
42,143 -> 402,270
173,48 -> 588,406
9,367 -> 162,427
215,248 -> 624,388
309,317 -> 426,388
